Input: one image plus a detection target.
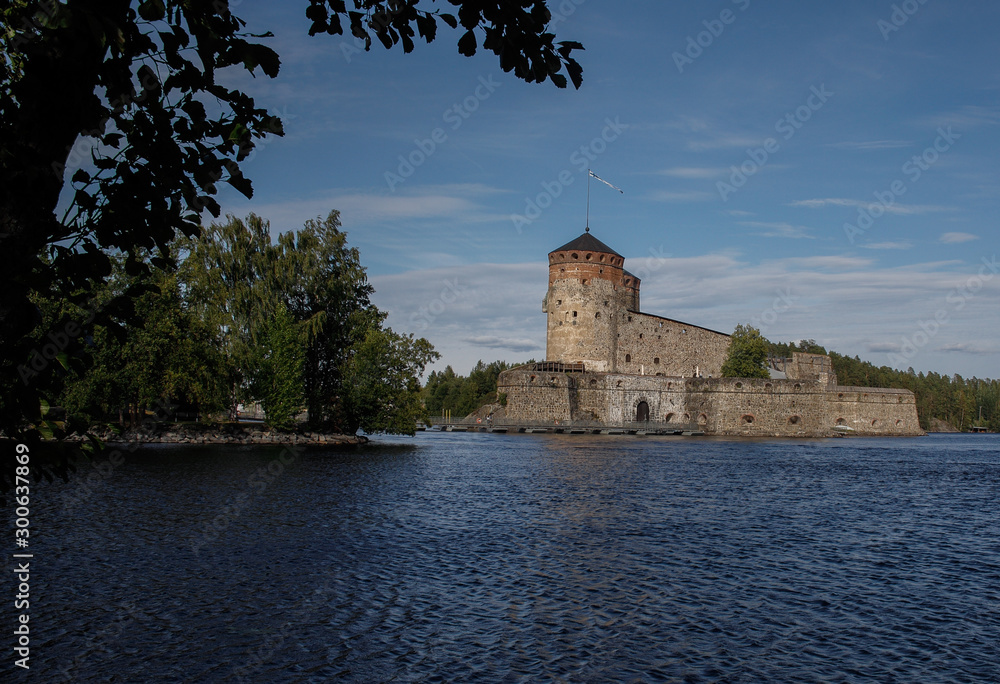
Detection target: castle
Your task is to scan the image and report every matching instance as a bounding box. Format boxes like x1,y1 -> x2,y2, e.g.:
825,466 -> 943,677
496,231 -> 923,437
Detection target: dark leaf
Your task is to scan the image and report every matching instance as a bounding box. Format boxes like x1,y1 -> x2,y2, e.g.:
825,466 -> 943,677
138,0 -> 166,21
457,30 -> 477,57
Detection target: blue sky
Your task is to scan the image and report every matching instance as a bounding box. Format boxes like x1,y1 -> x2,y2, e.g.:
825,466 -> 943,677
216,0 -> 1000,378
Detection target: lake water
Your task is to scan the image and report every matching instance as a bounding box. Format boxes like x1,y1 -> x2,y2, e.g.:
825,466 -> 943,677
11,432 -> 1000,682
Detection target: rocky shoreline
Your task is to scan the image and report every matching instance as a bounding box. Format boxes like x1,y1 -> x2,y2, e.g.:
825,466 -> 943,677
86,423 -> 368,446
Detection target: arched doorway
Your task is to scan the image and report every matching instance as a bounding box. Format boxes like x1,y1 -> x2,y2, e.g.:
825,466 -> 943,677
636,401 -> 649,422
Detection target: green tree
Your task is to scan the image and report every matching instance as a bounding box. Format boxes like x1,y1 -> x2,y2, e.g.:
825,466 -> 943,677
60,265 -> 228,426
180,209 -> 435,434
252,303 -> 305,431
721,324 -> 770,379
275,212 -> 379,428
341,327 -> 439,435
1,0 -> 582,445
421,359 -> 524,417
179,213 -> 280,419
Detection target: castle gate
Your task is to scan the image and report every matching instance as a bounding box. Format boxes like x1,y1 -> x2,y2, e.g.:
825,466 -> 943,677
636,401 -> 650,422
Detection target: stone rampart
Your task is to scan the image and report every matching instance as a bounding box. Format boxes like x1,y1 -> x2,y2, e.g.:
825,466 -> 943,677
497,368 -> 922,437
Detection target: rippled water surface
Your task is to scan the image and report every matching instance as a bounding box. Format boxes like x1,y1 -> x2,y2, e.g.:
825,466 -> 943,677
12,433 -> 1000,682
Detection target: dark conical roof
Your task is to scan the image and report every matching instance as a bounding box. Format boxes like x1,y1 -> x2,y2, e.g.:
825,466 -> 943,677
550,231 -> 622,257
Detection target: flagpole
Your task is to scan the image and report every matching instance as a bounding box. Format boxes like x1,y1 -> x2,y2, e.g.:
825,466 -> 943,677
586,168 -> 591,233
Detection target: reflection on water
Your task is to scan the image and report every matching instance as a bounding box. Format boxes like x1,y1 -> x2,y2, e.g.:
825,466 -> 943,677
14,433 -> 1000,682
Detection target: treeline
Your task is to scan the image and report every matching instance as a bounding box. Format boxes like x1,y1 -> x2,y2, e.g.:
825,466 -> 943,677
771,340 -> 999,431
422,360 -> 530,418
46,211 -> 437,435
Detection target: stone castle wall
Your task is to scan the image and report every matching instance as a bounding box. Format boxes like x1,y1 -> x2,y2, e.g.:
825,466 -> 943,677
615,313 -> 730,378
498,369 -> 922,437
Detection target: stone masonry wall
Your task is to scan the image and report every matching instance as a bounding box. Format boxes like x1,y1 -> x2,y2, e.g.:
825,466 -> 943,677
497,368 -> 923,437
826,386 -> 920,435
615,314 -> 730,378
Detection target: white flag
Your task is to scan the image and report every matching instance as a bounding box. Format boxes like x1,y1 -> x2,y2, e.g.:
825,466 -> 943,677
589,170 -> 623,193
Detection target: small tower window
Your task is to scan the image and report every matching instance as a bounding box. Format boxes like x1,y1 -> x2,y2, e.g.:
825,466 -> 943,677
585,253 -> 592,260
595,312 -> 602,319
573,311 -> 577,317
653,357 -> 660,364
572,253 -> 579,259
625,354 -> 631,362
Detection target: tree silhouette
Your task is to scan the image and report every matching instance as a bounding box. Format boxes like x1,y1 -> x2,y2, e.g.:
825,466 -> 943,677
0,1 -> 583,443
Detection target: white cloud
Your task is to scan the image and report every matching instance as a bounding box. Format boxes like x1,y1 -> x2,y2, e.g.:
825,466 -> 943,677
939,232 -> 979,244
647,190 -> 715,203
687,135 -> 762,151
738,221 -> 815,239
861,241 -> 914,250
790,198 -> 954,215
219,183 -> 509,235
935,343 -> 997,355
465,336 -> 543,353
658,167 -> 724,179
826,140 -> 912,150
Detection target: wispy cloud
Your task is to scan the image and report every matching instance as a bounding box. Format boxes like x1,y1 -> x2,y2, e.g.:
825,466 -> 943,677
658,167 -> 724,179
790,198 -> 953,215
917,105 -> 1000,130
939,232 -> 979,243
221,183 -> 509,232
861,241 -> 914,250
647,190 -> 715,203
826,140 -> 912,150
687,135 -> 762,151
465,336 -> 543,352
935,343 -> 997,355
738,221 -> 815,239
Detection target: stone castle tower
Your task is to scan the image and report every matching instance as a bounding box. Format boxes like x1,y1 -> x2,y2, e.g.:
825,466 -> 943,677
541,230 -> 640,372
541,230 -> 730,377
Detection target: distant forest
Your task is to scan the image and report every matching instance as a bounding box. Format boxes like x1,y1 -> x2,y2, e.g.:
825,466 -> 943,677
422,360 -> 528,418
427,345 -> 998,432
